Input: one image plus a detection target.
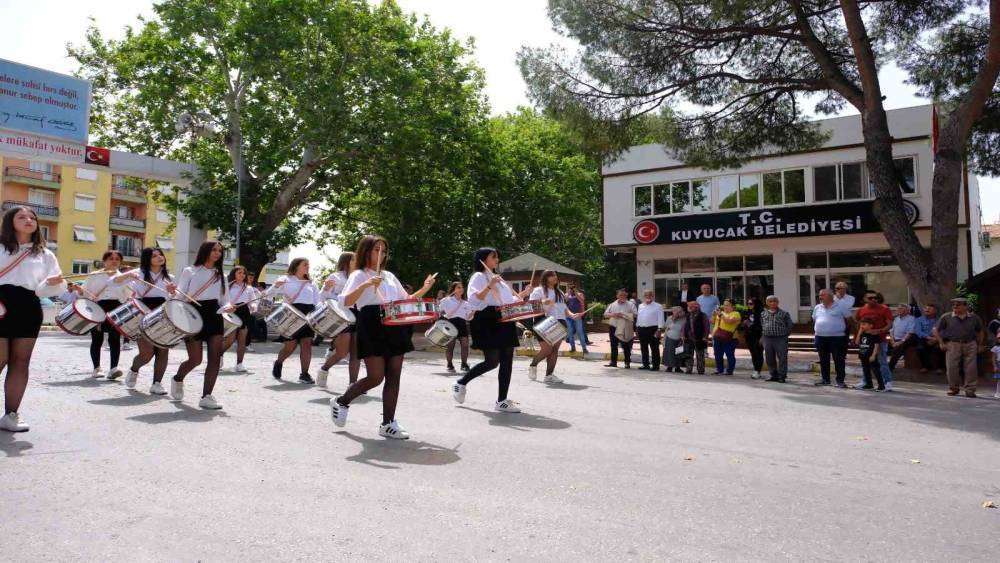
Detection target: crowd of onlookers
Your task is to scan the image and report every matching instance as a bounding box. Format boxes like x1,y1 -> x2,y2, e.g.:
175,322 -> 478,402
599,282 -> 1000,398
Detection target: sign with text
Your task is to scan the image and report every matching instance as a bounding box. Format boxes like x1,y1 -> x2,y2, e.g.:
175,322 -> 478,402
632,200 -> 916,245
0,58 -> 91,144
0,128 -> 84,163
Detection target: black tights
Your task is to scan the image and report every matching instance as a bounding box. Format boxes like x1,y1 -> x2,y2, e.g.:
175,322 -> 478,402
173,336 -> 223,398
457,346 -> 514,402
1,337 -> 37,414
336,354 -> 403,424
530,339 -> 562,375
130,339 -> 169,383
446,336 -> 469,367
90,329 -> 120,369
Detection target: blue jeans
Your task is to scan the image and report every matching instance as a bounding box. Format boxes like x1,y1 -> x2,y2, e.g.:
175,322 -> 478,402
877,341 -> 893,383
713,339 -> 737,373
566,317 -> 587,352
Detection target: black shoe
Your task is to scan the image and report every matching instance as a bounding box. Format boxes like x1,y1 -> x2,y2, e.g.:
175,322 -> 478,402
766,376 -> 782,382
461,364 -> 470,372
446,364 -> 456,373
604,363 -> 617,368
778,377 -> 786,383
272,361 -> 282,380
312,335 -> 324,346
624,363 -> 631,369
638,365 -> 650,370
299,373 -> 315,384
814,380 -> 831,386
834,382 -> 848,388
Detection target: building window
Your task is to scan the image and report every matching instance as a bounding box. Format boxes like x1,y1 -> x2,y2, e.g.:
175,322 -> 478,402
814,166 -> 838,201
113,205 -> 133,219
893,157 -> 916,194
652,183 -> 670,215
654,259 -> 678,274
155,237 -> 174,250
680,257 -> 715,273
634,185 -> 652,216
111,234 -> 142,257
718,175 -> 738,209
829,250 -> 897,268
745,255 -> 773,270
75,193 -> 96,212
716,256 -> 743,272
670,181 -> 690,213
71,261 -> 91,275
156,208 -> 172,223
738,174 -> 760,208
797,252 -> 828,269
39,225 -> 50,240
28,161 -> 53,174
76,168 -> 98,181
28,188 -> 56,207
841,162 -> 865,200
814,162 -> 869,201
73,226 -> 97,243
691,179 -> 711,211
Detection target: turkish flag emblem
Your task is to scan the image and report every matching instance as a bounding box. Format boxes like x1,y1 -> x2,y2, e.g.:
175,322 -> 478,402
633,220 -> 660,244
85,146 -> 110,167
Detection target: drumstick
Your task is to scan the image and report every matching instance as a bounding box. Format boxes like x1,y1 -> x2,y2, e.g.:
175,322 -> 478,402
479,259 -> 522,300
373,246 -> 388,303
528,260 -> 538,288
129,276 -> 199,304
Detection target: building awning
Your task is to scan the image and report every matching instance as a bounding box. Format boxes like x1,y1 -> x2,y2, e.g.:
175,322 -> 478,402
497,252 -> 583,277
73,226 -> 96,242
156,237 -> 174,250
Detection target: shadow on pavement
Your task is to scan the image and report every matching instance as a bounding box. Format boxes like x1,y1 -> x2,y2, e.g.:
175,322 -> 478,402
263,382 -> 314,391
337,431 -> 461,469
457,406 -> 571,431
0,432 -> 33,457
126,402 -> 229,424
541,382 -> 591,391
88,391 -> 162,407
43,376 -> 108,388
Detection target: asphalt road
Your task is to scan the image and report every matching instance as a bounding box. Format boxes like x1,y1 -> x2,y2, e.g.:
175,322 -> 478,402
3,334 -> 999,561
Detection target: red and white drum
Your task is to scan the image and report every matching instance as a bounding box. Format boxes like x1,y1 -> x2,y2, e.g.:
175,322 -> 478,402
499,299 -> 544,323
222,311 -> 243,338
140,301 -> 203,349
107,298 -> 151,340
381,298 -> 440,326
55,298 -> 107,335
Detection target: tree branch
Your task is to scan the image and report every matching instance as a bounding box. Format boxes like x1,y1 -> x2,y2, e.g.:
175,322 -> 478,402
786,0 -> 864,107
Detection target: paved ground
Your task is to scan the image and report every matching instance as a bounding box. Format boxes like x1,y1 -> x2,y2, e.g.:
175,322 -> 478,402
3,334 -> 999,561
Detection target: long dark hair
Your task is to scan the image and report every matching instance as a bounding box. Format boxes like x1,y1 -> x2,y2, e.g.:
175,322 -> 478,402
539,270 -> 563,302
335,252 -> 354,274
0,206 -> 45,254
227,265 -> 247,284
139,247 -> 169,284
193,240 -> 225,281
473,247 -> 497,273
353,235 -> 388,272
287,257 -> 311,280
448,281 -> 463,297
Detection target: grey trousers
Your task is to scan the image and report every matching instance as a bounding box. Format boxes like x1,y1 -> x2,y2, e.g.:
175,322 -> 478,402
762,335 -> 789,377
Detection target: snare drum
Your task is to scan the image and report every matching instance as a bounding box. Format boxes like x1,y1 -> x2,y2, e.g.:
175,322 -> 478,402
265,302 -> 309,339
140,300 -> 203,348
381,298 -> 439,326
55,298 -> 107,335
307,299 -> 356,338
424,319 -> 458,347
106,298 -> 151,340
251,299 -> 275,320
222,311 -> 243,338
532,315 -> 568,346
499,299 -> 544,323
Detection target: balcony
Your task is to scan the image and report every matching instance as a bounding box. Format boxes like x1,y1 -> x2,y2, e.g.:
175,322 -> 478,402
3,166 -> 61,190
111,185 -> 148,204
2,200 -> 59,220
110,216 -> 146,233
112,243 -> 141,260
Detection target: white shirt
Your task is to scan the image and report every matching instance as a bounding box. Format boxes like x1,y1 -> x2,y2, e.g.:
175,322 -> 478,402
82,270 -> 130,302
340,269 -> 408,308
605,300 -> 637,320
467,271 -> 519,310
177,265 -> 228,303
440,295 -> 472,320
891,314 -> 916,341
266,276 -> 319,305
113,268 -> 174,300
813,302 -> 852,337
834,293 -> 856,312
0,244 -> 65,298
637,302 -> 665,328
319,271 -> 348,301
227,282 -> 258,305
529,287 -> 568,320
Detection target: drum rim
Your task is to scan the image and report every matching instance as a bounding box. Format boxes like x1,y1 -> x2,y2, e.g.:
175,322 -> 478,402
73,298 -> 108,322
321,299 -> 357,321
161,300 -> 203,334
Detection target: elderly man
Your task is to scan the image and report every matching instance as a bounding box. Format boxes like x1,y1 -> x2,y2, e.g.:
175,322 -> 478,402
636,290 -> 664,370
934,298 -> 986,398
914,304 -> 943,371
833,281 -> 855,310
813,288 -> 852,387
696,283 -> 720,319
604,289 -> 637,369
761,296 -> 793,383
683,301 -> 711,374
887,303 -> 918,371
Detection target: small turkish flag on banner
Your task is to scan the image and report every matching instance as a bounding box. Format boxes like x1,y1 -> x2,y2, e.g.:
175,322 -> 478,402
85,145 -> 110,166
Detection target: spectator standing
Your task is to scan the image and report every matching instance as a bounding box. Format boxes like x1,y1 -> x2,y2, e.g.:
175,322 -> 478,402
662,306 -> 686,373
813,289 -> 852,387
987,307 -> 1000,349
636,290 -> 664,370
854,291 -> 895,391
683,301 -> 711,374
744,297 -> 764,379
888,303 -> 917,371
855,320 -> 886,390
564,286 -> 588,354
603,289 -> 637,369
760,296 -> 793,383
696,284 -> 720,319
934,298 -> 985,398
710,299 -> 741,375
833,281 -> 856,310
675,282 -> 691,307
914,304 -> 944,372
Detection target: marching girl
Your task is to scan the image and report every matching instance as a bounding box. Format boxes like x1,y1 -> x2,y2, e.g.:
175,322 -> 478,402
268,258 -> 320,384
220,265 -> 258,373
113,247 -> 177,393
439,281 -> 472,373
527,270 -> 583,384
316,252 -> 361,389
452,248 -> 531,413
170,240 -> 233,409
74,250 -> 128,379
329,235 -> 435,439
0,206 -> 66,432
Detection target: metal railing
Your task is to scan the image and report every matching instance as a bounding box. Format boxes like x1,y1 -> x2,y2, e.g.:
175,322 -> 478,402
2,200 -> 59,217
110,216 -> 146,229
4,166 -> 61,183
111,185 -> 148,199
113,242 -> 141,257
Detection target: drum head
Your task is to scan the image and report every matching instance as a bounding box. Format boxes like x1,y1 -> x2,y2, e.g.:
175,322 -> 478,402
75,299 -> 108,322
439,320 -> 458,336
327,299 -> 356,322
165,301 -> 203,333
222,312 -> 242,324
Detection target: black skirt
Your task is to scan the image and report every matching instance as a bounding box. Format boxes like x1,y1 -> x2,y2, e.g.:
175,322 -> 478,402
234,304 -> 253,331
0,284 -> 42,339
470,306 -> 519,351
191,299 -> 224,341
356,304 -> 413,359
139,297 -> 166,310
95,299 -> 123,334
447,316 -> 470,338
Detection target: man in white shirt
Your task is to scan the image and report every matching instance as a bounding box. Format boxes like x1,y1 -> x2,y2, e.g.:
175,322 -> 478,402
888,303 -> 917,371
675,282 -> 690,307
636,290 -> 664,370
604,289 -> 637,368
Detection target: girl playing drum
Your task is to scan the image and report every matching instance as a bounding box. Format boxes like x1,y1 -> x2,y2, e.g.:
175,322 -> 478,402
316,252 -> 360,390
329,235 -> 435,439
527,270 -> 583,384
221,265 -> 258,373
439,281 -> 472,373
267,258 -> 320,384
73,250 -> 128,380
0,206 -> 66,432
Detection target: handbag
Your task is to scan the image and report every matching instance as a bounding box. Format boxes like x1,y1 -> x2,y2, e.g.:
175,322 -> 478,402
712,328 -> 734,344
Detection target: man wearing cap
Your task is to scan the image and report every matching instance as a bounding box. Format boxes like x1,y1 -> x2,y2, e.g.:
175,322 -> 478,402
934,298 -> 985,398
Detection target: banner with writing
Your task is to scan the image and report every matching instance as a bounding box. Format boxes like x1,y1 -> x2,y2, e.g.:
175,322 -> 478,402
0,58 -> 91,144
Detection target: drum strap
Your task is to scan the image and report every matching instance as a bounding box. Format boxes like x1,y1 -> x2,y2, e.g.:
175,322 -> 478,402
229,283 -> 248,304
140,272 -> 163,297
0,249 -> 32,282
190,271 -> 220,300
288,280 -> 309,304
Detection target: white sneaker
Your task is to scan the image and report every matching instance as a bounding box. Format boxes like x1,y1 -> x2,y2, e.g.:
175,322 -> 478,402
0,412 -> 29,432
170,380 -> 184,402
452,383 -> 466,404
544,373 -> 563,385
378,420 -> 410,440
330,401 -> 349,427
751,371 -> 761,380
246,345 -> 255,353
122,341 -> 134,351
883,381 -> 894,392
234,363 -> 247,373
149,382 -> 167,395
495,399 -> 521,413
199,394 -> 222,410
316,368 -> 329,388
93,367 -> 106,379
107,367 -> 124,380
528,364 -> 538,380
124,370 -> 139,389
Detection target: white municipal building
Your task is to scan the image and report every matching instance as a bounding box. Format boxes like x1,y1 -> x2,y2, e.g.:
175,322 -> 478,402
602,105 -> 987,323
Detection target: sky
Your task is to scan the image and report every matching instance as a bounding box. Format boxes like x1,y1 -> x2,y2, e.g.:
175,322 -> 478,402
1,0 -> 997,267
